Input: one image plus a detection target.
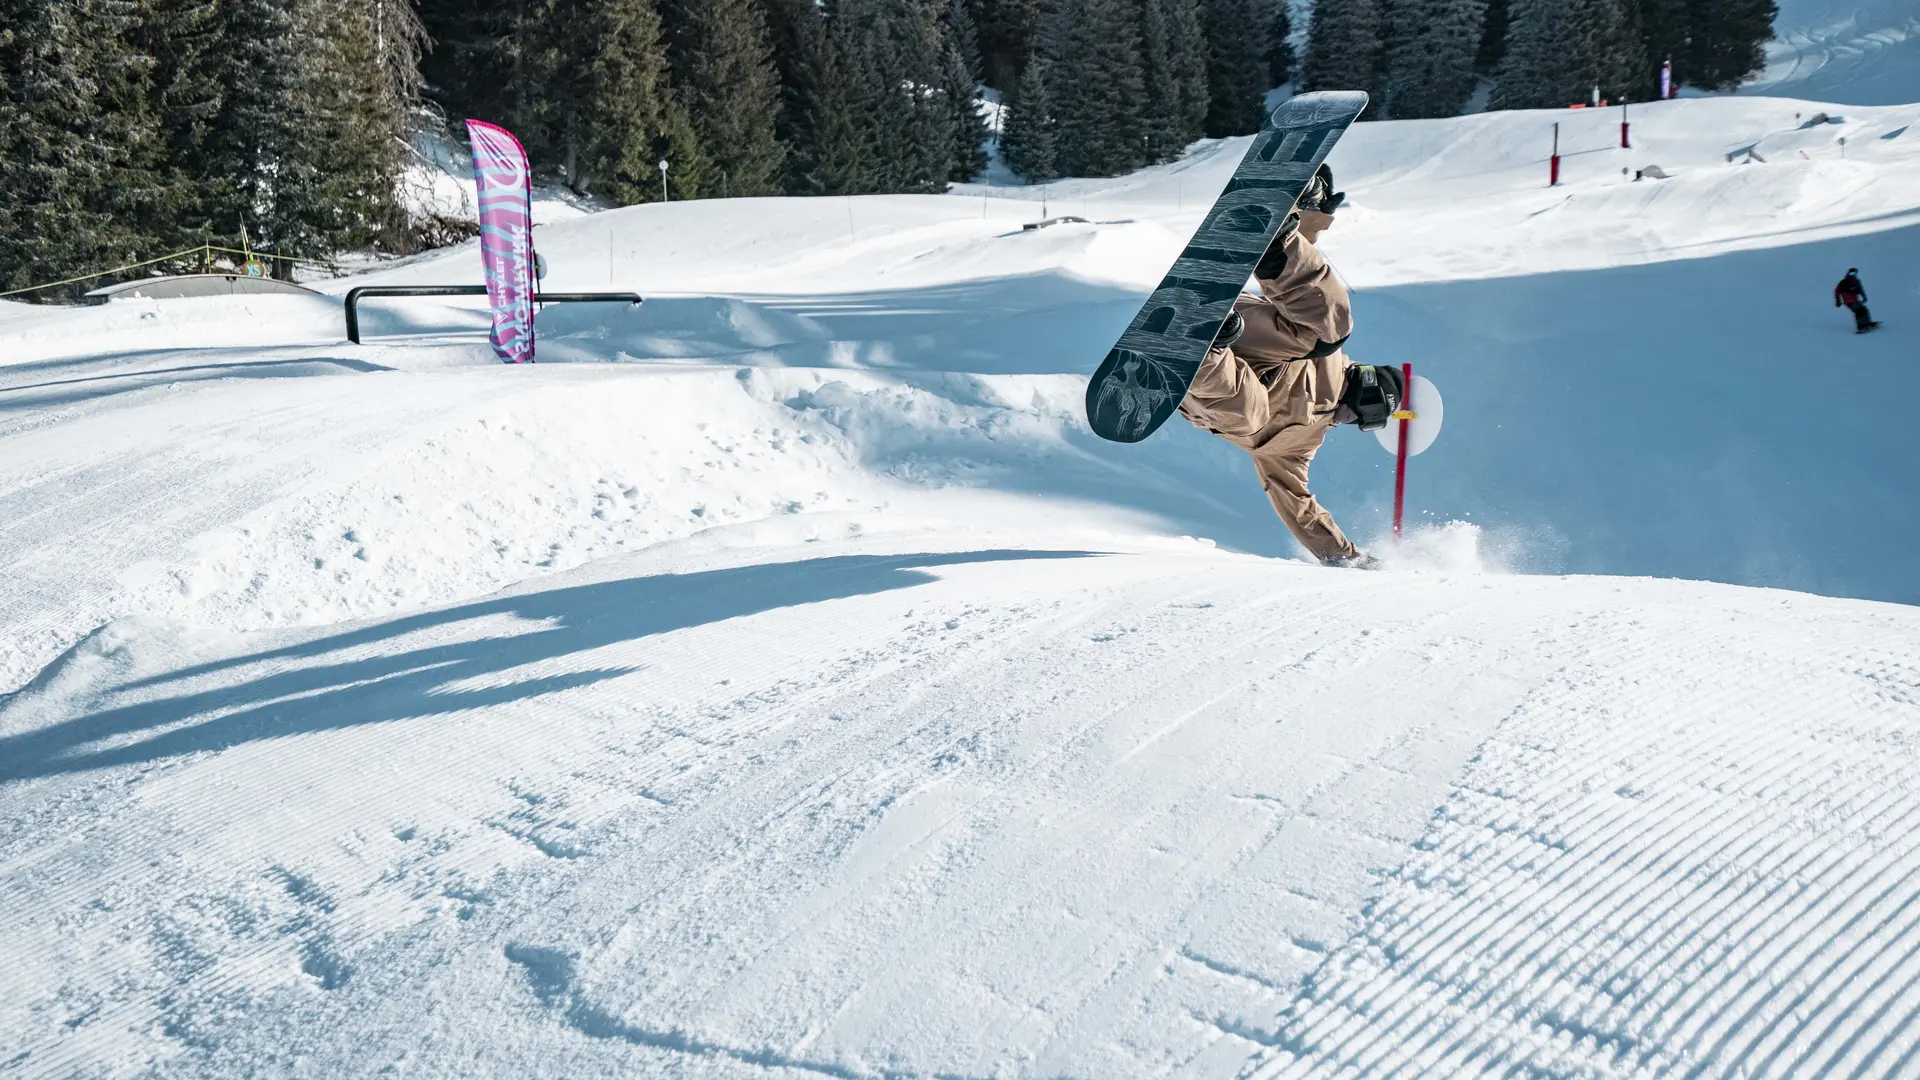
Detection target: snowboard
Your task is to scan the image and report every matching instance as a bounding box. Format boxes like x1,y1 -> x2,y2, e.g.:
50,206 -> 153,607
1085,91 -> 1368,444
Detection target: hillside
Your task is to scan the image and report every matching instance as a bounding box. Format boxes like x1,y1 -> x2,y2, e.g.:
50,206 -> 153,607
1741,0 -> 1920,105
2,93 -> 1918,1078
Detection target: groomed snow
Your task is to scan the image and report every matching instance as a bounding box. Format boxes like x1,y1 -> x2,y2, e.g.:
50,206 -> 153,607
1741,0 -> 1920,106
3,91 -> 1918,1078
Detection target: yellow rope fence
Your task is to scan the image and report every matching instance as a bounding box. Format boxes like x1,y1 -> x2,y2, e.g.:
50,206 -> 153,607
0,244 -> 336,300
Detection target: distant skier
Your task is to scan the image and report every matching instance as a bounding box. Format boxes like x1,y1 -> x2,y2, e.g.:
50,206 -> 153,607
1835,268 -> 1878,333
1178,166 -> 1401,570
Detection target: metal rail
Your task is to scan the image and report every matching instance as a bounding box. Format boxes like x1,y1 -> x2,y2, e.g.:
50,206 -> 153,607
344,285 -> 643,345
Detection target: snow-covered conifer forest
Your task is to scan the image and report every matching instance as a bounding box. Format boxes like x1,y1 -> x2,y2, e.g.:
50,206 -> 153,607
3,0 -> 1789,295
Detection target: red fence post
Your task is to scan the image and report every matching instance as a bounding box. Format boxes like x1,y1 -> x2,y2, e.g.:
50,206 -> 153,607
1393,363 -> 1413,539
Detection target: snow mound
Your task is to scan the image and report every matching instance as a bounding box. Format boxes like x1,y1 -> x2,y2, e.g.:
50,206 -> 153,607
7,544 -> 1918,1077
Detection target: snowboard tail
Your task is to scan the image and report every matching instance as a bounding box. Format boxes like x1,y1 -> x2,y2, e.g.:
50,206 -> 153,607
1085,91 -> 1368,444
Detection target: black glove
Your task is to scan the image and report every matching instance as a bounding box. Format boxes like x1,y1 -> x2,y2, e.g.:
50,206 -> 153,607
1254,213 -> 1298,280
1211,310 -> 1244,350
1300,165 -> 1346,215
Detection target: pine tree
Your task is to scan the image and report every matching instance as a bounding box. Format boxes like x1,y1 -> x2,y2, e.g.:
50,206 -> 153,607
515,0 -> 697,203
1000,58 -> 1058,181
777,0 -> 974,196
1200,0 -> 1271,136
774,2 -> 863,194
876,0 -> 958,193
336,0 -> 427,246
761,0 -> 823,188
367,0 -> 428,120
970,0 -> 1044,91
943,41 -> 992,181
1683,0 -> 1775,89
196,0 -> 318,249
417,0 -> 522,132
318,1 -> 406,246
1302,0 -> 1384,99
660,0 -> 786,197
423,0 -> 715,204
0,0 -> 164,297
1269,0 -> 1294,86
1491,0 -> 1634,108
581,0 -> 706,202
1382,0 -> 1489,117
1475,0 -> 1510,74
1137,0 -> 1210,163
1031,0 -> 1149,177
1613,0 -> 1650,97
943,0 -> 992,181
948,0 -> 984,76
129,0 -> 227,251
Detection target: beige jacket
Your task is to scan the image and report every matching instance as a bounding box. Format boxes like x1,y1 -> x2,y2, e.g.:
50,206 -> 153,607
1177,212 -> 1361,562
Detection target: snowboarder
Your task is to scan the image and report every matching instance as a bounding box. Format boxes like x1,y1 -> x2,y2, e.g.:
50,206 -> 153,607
1835,268 -> 1878,333
1177,166 -> 1400,570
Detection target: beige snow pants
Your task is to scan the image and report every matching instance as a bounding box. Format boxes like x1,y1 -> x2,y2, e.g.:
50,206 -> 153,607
1176,212 -> 1362,563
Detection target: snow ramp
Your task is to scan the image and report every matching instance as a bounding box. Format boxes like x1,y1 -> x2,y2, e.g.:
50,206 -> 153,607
6,540 -> 1919,1077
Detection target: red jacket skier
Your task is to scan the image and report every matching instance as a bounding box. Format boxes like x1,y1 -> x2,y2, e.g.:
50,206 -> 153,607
1835,269 -> 1876,333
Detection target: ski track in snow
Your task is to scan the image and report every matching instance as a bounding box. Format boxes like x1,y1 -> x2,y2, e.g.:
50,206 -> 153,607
1249,594 -> 1920,1078
1741,0 -> 1920,106
11,547 -> 1917,1077
3,89 -> 1920,1077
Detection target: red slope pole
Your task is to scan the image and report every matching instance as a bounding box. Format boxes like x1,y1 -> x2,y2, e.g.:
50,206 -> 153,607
1622,96 -> 1631,148
1550,122 -> 1561,186
1393,363 -> 1413,539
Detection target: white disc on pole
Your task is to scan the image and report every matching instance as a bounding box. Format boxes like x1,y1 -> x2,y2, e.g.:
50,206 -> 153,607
1374,374 -> 1444,457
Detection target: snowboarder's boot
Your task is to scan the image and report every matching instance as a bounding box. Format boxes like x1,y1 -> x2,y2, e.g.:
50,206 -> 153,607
1323,551 -> 1382,570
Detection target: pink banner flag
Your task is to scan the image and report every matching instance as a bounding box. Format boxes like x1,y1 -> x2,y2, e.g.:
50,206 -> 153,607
466,119 -> 537,364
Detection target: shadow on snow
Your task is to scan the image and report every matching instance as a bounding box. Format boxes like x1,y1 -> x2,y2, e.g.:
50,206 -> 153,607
0,550 -> 1099,783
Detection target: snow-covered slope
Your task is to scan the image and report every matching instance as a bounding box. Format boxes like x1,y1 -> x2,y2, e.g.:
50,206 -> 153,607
3,94 -> 1918,1078
1742,0 -> 1920,105
8,543 -> 1917,1078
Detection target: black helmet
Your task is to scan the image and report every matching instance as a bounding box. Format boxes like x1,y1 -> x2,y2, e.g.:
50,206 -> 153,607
1341,364 -> 1404,431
